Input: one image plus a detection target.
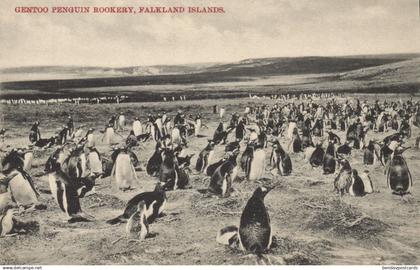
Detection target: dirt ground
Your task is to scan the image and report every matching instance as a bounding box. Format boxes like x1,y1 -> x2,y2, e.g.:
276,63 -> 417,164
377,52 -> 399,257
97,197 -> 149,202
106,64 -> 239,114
0,95 -> 419,265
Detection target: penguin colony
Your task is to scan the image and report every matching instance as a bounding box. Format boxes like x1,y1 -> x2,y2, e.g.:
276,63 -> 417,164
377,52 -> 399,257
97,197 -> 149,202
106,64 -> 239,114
0,94 -> 418,264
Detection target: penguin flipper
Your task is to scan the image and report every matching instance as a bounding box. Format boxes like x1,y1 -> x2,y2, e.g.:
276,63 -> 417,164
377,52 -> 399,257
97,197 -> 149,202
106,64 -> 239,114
106,215 -> 125,225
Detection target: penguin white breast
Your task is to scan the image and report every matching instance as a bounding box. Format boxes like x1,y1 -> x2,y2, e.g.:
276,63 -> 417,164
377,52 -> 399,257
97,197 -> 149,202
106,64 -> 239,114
9,172 -> 38,207
133,121 -> 142,136
361,174 -> 373,194
0,192 -> 13,213
48,173 -> 60,205
88,152 -> 103,174
115,154 -> 135,188
249,149 -> 266,181
23,152 -> 33,171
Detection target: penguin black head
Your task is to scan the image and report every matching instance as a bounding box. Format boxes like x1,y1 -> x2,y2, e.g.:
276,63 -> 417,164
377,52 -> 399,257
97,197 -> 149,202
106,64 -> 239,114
252,186 -> 274,200
352,169 -> 359,177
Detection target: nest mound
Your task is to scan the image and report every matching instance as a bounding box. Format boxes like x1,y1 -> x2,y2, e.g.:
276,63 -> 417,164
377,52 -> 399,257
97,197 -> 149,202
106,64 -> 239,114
190,191 -> 247,217
295,195 -> 390,239
82,192 -> 125,209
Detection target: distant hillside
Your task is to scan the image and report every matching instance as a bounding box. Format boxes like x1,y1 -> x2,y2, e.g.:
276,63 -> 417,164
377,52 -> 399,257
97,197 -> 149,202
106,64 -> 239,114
1,53 -> 419,100
1,53 -> 419,83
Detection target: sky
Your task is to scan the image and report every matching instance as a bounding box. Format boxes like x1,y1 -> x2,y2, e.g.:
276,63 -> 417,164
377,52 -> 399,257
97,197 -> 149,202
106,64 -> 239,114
1,0 -> 420,67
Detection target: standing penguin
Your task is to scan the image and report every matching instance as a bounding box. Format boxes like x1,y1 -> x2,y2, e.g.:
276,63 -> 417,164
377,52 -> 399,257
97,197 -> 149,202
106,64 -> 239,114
1,149 -> 40,209
110,147 -> 138,191
208,149 -> 240,197
271,139 -> 292,176
107,183 -> 166,225
248,142 -> 266,181
86,147 -> 103,177
334,158 -> 352,196
0,205 -> 17,236
126,201 -> 150,241
360,170 -> 374,194
363,140 -> 378,165
117,112 -> 126,131
309,143 -> 325,168
323,141 -> 336,175
103,124 -> 116,145
195,140 -> 215,173
349,169 -> 365,197
239,186 -> 273,257
21,147 -> 34,172
386,146 -> 412,196
45,148 -> 91,222
132,117 -> 143,137
146,142 -> 164,176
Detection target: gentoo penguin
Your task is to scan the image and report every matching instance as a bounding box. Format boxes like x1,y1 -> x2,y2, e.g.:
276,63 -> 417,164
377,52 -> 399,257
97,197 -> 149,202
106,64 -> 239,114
132,117 -> 143,137
146,142 -> 164,176
86,146 -> 103,177
301,126 -> 314,148
1,149 -> 40,208
309,143 -> 325,168
363,140 -> 378,165
110,147 -> 138,191
323,141 -> 336,175
0,205 -> 17,236
239,186 -> 273,256
196,140 -> 215,173
0,173 -> 18,212
334,158 -> 352,196
360,170 -> 374,194
159,148 -> 178,190
271,139 -> 292,176
349,169 -> 365,197
247,142 -> 266,181
386,146 -> 412,196
117,112 -> 126,131
126,201 -> 150,240
194,114 -> 202,137
174,153 -> 194,189
103,124 -> 116,145
45,148 -> 91,222
208,149 -> 240,197
107,182 -> 166,224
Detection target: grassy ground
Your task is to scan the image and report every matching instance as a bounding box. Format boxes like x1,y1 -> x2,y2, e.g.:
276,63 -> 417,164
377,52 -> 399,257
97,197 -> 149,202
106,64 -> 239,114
0,96 -> 419,265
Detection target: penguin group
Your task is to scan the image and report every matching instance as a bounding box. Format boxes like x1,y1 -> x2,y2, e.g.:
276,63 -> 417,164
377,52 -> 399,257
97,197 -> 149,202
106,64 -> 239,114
0,93 -> 418,255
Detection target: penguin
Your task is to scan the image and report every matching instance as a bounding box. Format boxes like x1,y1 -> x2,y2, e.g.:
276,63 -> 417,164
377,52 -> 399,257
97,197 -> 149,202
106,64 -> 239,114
216,225 -> 239,248
386,146 -> 412,196
103,124 -> 117,145
117,112 -> 126,131
323,141 -> 336,175
110,147 -> 138,191
309,143 -> 324,168
0,204 -> 17,236
238,186 -> 273,256
272,139 -> 292,176
171,127 -> 182,146
208,149 -> 239,197
334,158 -> 352,196
0,174 -> 16,213
174,154 -> 193,189
1,149 -> 40,208
301,126 -> 314,148
363,140 -> 378,165
289,127 -> 303,153
349,169 -> 365,197
225,140 -> 240,153
86,146 -> 102,177
45,149 -> 90,222
126,201 -> 150,240
107,182 -> 167,224
248,143 -> 266,181
132,117 -> 143,137
147,142 -> 164,176
195,140 -> 215,173
360,170 -> 374,194
159,148 -> 178,191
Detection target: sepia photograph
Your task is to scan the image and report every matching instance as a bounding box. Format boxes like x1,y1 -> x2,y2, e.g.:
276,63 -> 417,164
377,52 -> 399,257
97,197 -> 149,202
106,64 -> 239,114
0,0 -> 419,267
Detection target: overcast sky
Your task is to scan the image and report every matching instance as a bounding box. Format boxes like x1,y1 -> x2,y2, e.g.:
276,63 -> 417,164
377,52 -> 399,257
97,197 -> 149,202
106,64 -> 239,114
1,0 -> 419,67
